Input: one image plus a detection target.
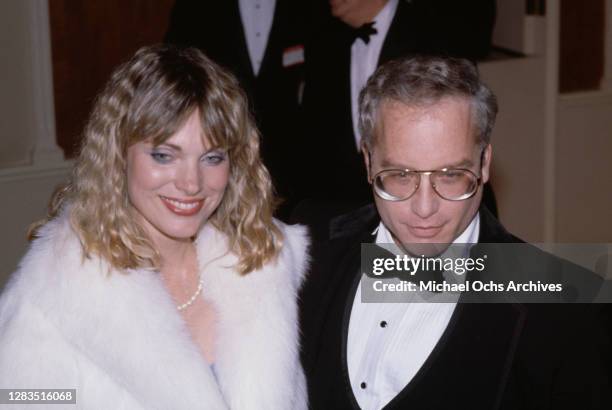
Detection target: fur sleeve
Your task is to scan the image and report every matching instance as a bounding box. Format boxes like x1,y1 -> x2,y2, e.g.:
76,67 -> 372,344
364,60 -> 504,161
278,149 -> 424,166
278,222 -> 311,290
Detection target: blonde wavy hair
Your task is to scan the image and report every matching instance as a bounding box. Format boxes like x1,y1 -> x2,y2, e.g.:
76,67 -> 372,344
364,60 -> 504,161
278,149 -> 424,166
32,44 -> 282,274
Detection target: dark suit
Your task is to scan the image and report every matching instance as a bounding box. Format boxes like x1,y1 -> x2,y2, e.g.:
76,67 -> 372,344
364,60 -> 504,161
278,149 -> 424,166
300,0 -> 497,206
165,0 -> 309,217
299,204 -> 612,409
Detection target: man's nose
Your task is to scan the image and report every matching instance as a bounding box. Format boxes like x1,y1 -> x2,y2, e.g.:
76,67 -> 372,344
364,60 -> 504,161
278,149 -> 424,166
410,174 -> 439,219
174,161 -> 202,196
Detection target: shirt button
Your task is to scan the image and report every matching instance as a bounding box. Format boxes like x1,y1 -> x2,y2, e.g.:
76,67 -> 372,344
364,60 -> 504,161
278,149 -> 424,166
360,382 -> 367,389
380,320 -> 388,328
255,4 -> 260,9
256,32 -> 261,37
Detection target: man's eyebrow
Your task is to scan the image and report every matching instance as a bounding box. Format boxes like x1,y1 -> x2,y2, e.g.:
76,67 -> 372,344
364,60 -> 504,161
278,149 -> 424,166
380,158 -> 407,168
379,157 -> 475,170
448,158 -> 475,169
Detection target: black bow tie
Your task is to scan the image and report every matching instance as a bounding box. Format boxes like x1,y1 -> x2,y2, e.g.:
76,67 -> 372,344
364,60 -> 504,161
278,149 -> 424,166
351,21 -> 378,44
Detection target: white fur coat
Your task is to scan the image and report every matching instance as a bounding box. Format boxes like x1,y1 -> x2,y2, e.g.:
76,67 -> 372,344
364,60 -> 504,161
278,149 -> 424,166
0,213 -> 309,410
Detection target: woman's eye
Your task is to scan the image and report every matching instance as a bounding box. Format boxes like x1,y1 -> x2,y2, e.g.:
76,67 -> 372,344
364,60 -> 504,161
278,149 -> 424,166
202,152 -> 226,165
150,152 -> 172,163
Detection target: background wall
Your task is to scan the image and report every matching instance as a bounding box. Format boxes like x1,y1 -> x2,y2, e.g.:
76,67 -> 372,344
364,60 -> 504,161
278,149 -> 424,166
0,165 -> 72,278
481,56 -> 551,242
0,1 -> 38,167
50,0 -> 175,157
0,0 -> 72,282
556,91 -> 612,241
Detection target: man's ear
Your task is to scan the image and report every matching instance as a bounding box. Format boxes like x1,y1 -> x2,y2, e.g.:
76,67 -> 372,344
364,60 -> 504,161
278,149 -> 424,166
362,144 -> 372,184
481,144 -> 492,184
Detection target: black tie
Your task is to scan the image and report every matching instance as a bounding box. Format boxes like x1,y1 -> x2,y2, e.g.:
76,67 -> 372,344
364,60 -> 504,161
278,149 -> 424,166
351,22 -> 378,44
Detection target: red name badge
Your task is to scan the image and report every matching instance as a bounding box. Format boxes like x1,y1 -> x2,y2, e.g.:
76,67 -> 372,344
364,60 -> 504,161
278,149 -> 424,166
282,45 -> 304,68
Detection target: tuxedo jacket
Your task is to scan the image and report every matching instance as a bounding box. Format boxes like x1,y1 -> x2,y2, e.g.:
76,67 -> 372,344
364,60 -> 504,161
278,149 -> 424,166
300,0 -> 496,204
0,210 -> 309,409
299,204 -> 612,409
165,0 -> 309,214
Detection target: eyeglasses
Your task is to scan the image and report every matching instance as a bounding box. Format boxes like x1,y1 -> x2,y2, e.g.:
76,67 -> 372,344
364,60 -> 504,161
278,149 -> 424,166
369,150 -> 484,202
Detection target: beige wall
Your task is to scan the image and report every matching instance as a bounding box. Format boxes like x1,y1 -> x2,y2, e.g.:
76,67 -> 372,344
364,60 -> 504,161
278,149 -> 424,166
556,91 -> 612,242
0,164 -> 71,281
481,66 -> 612,244
0,0 -> 37,167
480,57 -> 550,242
0,0 -> 70,290
492,0 -> 527,52
480,8 -> 557,243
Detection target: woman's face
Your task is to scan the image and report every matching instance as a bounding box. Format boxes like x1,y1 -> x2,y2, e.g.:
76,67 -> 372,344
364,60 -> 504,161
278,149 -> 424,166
126,110 -> 230,245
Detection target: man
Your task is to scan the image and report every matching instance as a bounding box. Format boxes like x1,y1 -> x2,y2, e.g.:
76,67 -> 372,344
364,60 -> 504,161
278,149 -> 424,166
301,0 -> 496,206
299,56 -> 611,409
165,0 -> 310,218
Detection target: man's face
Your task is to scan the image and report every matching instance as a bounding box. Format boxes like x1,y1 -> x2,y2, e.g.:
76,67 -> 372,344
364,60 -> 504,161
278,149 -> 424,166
363,98 -> 491,250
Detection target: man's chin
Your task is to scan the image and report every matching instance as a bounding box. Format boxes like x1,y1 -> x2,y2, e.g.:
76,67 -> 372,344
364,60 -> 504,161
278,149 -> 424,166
390,230 -> 453,256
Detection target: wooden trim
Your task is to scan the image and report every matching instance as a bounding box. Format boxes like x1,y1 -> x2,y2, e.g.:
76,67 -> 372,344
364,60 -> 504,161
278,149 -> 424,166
0,160 -> 73,183
559,0 -> 605,92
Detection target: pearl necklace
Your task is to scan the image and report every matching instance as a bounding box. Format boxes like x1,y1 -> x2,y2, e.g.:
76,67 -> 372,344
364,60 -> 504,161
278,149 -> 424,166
176,275 -> 203,311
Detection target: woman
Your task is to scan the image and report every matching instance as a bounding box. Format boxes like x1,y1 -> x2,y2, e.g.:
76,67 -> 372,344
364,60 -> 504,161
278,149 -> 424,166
0,45 -> 308,409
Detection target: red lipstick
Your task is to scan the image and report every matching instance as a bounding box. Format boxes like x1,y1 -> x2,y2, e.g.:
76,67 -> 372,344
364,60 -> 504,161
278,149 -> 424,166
160,196 -> 204,216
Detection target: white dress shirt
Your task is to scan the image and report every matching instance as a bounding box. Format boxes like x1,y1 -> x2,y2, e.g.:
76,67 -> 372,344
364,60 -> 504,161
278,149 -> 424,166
238,0 -> 276,75
347,213 -> 480,410
350,0 -> 398,149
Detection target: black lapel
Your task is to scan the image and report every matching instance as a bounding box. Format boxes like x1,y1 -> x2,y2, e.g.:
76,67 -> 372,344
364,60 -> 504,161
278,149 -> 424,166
337,21 -> 358,150
330,203 -> 379,239
306,204 -> 378,408
383,301 -> 525,410
378,0 -> 418,65
257,0 -> 282,78
340,230 -> 374,409
230,0 -> 256,81
478,204 -> 523,244
314,15 -> 359,150
303,223 -> 375,410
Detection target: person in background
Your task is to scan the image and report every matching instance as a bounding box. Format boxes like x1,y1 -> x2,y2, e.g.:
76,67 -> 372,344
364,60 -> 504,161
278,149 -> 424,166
165,0 -> 311,219
0,45 -> 308,409
299,0 -> 497,221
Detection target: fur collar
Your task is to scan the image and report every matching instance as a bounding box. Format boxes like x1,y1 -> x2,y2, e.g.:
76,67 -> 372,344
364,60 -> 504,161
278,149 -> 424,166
3,213 -> 309,409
